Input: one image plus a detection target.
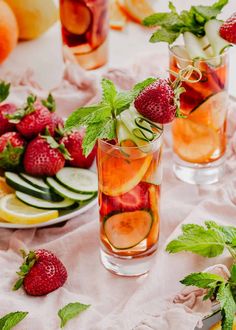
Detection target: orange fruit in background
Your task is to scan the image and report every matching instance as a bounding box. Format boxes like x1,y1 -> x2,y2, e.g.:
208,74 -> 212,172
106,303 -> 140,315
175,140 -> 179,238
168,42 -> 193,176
123,0 -> 154,23
109,0 -> 127,30
0,0 -> 18,64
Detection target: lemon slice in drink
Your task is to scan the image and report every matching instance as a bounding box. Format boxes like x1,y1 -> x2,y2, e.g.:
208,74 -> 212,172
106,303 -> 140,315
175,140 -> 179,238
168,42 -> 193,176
173,118 -> 219,163
0,194 -> 58,225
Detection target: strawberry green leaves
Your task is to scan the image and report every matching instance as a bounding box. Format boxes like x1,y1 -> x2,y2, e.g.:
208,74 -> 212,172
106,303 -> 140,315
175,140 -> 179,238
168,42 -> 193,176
143,0 -> 228,44
0,81 -> 10,103
0,311 -> 28,330
65,77 -> 156,156
180,266 -> 236,330
58,302 -> 90,328
166,221 -> 236,259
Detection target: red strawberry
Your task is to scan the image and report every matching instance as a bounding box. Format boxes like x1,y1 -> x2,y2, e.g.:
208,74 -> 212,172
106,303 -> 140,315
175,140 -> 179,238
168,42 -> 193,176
100,182 -> 150,215
13,249 -> 67,296
0,103 -> 17,135
47,112 -> 64,136
60,128 -> 97,168
0,132 -> 25,169
9,95 -> 53,139
219,12 -> 236,44
23,135 -> 70,176
134,79 -> 179,124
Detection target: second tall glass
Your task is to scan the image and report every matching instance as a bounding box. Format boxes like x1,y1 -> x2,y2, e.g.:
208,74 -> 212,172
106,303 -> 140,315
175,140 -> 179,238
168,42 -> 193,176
169,47 -> 229,184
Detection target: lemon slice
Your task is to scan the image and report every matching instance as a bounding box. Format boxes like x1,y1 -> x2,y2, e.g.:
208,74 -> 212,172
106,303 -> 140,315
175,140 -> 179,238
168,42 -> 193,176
0,194 -> 59,225
0,177 -> 14,198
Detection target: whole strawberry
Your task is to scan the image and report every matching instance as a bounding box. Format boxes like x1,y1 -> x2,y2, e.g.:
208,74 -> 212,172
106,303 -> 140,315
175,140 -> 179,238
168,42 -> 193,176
23,135 -> 70,176
9,95 -> 53,139
0,103 -> 17,135
13,249 -> 68,296
134,79 -> 181,124
219,12 -> 236,44
47,112 -> 64,136
60,128 -> 97,168
0,132 -> 26,169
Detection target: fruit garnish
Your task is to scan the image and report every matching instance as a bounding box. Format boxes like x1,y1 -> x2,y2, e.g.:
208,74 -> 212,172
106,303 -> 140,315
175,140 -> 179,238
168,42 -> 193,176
8,94 -> 54,139
13,249 -> 67,296
143,0 -> 232,59
0,194 -> 59,224
122,0 -> 154,23
0,132 -> 25,170
60,128 -> 97,168
23,134 -> 71,176
219,12 -> 236,44
104,210 -> 153,249
65,77 -> 157,156
109,0 -> 127,30
58,302 -> 90,328
135,66 -> 201,124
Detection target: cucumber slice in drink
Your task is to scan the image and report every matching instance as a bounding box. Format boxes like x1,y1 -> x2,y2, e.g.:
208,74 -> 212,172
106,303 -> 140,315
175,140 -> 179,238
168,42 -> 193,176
19,173 -> 51,193
15,191 -> 76,210
183,32 -> 208,60
104,210 -> 153,249
56,167 -> 98,193
5,172 -> 62,202
205,19 -> 231,56
46,177 -> 95,201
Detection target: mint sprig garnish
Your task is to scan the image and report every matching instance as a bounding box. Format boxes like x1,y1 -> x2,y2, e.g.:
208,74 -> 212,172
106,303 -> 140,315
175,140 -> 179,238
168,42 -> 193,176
166,221 -> 236,259
180,265 -> 236,330
58,302 -> 90,328
0,311 -> 28,330
143,0 -> 228,44
0,81 -> 10,103
65,77 -> 156,156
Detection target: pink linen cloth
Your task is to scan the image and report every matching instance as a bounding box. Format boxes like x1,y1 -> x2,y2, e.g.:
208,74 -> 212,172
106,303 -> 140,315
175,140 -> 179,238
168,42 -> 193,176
0,55 -> 236,330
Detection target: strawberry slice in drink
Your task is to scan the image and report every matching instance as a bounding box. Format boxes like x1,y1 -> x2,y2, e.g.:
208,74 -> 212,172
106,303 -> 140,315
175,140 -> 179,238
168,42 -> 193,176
100,182 -> 150,216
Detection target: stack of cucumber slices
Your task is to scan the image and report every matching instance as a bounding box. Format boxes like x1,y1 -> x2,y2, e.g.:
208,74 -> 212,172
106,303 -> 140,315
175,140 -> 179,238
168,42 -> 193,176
0,167 -> 97,225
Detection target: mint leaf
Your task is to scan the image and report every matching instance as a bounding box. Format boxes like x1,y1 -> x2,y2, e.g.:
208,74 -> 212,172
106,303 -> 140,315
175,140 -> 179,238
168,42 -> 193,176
82,118 -> 116,156
217,283 -> 236,330
212,0 -> 228,11
180,272 -> 225,288
0,81 -> 10,103
0,311 -> 28,330
166,223 -> 226,257
206,221 -> 236,244
101,78 -> 117,105
143,12 -> 181,27
169,1 -> 177,13
230,264 -> 236,284
58,302 -> 90,328
149,28 -> 180,44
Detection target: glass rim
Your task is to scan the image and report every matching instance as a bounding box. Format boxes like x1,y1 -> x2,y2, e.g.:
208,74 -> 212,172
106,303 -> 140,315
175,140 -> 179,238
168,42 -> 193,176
168,44 -> 230,62
98,128 -> 163,151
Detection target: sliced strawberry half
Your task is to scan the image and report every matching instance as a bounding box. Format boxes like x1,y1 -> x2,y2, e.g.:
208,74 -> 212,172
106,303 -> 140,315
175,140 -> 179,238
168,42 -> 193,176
100,182 -> 150,216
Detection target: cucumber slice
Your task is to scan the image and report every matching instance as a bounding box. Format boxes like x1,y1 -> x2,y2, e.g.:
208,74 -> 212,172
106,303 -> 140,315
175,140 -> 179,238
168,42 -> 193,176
104,210 -> 153,249
46,177 -> 95,201
19,173 -> 51,193
15,191 -> 76,210
5,172 -> 62,202
205,19 -> 231,56
56,167 -> 98,193
183,32 -> 208,60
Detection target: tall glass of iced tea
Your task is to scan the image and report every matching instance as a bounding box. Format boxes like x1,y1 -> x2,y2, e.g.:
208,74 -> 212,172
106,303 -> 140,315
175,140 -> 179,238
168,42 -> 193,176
97,131 -> 163,276
60,0 -> 109,70
169,47 -> 229,184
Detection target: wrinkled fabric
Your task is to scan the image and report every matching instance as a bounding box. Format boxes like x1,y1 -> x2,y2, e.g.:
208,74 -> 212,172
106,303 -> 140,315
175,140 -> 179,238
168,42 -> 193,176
0,57 -> 236,330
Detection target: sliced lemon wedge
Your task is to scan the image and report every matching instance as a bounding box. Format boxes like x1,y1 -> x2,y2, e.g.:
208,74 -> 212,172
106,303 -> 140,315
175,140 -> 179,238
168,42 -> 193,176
0,194 -> 59,225
0,177 -> 14,197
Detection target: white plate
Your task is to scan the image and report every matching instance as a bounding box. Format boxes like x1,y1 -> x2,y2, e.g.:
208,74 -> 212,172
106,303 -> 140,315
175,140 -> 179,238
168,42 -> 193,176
0,197 -> 97,229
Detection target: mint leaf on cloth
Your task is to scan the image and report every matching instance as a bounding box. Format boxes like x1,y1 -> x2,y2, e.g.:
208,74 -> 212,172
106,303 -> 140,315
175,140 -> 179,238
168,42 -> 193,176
0,81 -> 10,103
0,311 -> 28,330
180,272 -> 225,288
58,302 -> 90,328
217,283 -> 236,330
166,222 -> 226,257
